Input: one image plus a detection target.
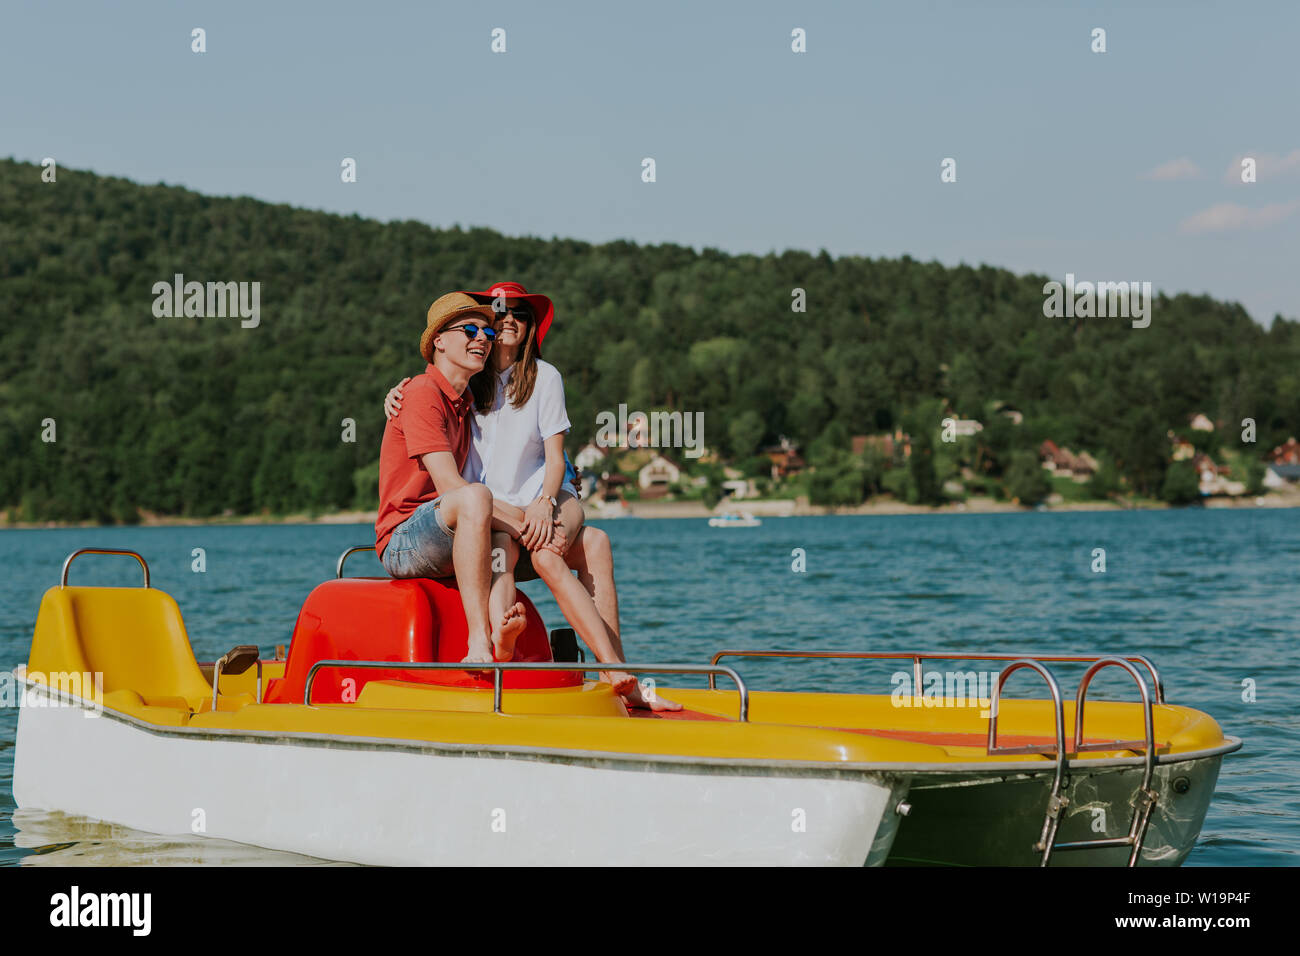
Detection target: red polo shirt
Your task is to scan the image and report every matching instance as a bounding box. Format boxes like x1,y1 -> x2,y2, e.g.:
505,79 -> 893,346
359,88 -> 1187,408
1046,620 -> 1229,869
375,364 -> 475,558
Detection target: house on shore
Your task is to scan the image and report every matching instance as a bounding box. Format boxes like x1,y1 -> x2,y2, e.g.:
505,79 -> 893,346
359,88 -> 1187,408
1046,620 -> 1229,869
1263,464 -> 1300,489
594,472 -> 630,503
721,478 -> 758,499
993,401 -> 1024,426
852,430 -> 911,463
1039,440 -> 1098,482
573,442 -> 605,472
637,454 -> 680,497
1169,434 -> 1196,461
1270,437 -> 1300,466
763,436 -> 806,480
1192,453 -> 1245,496
1260,437 -> 1300,490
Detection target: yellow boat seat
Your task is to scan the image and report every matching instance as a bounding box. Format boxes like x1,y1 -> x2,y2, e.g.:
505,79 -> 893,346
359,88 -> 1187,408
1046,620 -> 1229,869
28,585 -> 213,713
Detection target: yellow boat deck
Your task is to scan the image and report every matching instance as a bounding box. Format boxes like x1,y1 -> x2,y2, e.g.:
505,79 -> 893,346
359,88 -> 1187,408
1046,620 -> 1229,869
22,583 -> 1231,767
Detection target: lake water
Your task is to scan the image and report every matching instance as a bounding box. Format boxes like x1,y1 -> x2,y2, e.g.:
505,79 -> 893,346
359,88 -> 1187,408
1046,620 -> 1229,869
1,509 -> 1295,865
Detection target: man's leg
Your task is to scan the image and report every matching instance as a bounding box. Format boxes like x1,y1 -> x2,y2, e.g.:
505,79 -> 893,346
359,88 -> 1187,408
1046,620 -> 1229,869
434,484 -> 496,664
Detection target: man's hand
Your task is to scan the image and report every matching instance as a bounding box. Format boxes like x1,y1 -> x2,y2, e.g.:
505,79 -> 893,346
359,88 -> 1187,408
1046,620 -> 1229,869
384,377 -> 412,420
521,498 -> 554,551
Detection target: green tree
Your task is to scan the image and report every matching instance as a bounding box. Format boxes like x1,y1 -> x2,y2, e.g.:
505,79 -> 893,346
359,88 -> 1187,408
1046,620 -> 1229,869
701,473 -> 724,509
352,459 -> 381,510
908,432 -> 941,504
727,409 -> 766,459
1005,451 -> 1051,505
809,450 -> 866,506
858,446 -> 887,496
2,157 -> 1297,523
1160,460 -> 1201,505
1086,455 -> 1121,500
1244,458 -> 1267,496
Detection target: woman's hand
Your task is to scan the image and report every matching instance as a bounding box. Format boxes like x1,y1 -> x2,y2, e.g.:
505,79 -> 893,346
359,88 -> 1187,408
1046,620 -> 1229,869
521,498 -> 554,551
383,377 -> 412,420
542,519 -> 569,556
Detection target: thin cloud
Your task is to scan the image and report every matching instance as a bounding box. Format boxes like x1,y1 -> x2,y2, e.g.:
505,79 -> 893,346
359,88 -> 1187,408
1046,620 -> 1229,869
1144,158 -> 1201,181
1224,149 -> 1300,184
1179,199 -> 1300,234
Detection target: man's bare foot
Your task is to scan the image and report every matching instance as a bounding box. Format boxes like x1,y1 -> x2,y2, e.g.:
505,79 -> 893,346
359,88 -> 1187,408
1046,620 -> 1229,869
599,670 -> 639,696
622,680 -> 683,712
491,602 -> 528,661
461,633 -> 494,666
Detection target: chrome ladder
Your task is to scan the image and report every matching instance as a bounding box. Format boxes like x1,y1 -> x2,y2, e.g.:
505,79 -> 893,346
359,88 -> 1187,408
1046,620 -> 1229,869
709,649 -> 1163,867
1044,658 -> 1160,867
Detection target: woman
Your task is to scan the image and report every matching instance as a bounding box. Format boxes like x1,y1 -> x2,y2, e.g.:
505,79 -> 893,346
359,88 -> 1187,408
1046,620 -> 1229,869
385,281 -> 676,711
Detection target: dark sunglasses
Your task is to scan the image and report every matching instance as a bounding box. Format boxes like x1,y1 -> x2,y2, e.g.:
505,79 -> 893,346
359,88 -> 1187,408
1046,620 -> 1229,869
445,323 -> 496,342
493,303 -> 533,322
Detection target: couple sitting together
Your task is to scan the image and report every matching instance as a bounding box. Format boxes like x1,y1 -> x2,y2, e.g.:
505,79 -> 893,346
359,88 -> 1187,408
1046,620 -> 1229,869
374,281 -> 677,712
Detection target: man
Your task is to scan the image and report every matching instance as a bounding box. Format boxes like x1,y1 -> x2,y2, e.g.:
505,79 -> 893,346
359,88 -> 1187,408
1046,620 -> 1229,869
375,292 -> 530,664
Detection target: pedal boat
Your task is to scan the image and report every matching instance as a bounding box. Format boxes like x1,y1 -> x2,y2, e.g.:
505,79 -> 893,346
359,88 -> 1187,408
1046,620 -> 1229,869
708,511 -> 762,528
12,548 -> 1240,867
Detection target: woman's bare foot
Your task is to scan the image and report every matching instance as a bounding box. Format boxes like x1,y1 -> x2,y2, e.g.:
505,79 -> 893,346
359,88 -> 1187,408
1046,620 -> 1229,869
622,680 -> 683,712
599,670 -> 640,696
461,632 -> 494,666
492,602 -> 528,661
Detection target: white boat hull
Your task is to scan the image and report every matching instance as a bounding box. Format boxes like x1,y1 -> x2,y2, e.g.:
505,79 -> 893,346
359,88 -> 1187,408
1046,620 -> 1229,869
14,678 -> 907,866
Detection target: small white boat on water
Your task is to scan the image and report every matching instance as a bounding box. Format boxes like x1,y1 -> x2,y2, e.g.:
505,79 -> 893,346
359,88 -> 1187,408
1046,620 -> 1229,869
708,511 -> 761,528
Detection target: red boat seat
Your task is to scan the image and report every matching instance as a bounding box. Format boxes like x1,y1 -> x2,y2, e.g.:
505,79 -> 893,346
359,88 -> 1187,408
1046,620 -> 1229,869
263,577 -> 580,705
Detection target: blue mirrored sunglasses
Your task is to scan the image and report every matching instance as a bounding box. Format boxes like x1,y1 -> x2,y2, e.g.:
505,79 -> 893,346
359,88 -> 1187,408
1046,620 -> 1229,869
446,323 -> 497,342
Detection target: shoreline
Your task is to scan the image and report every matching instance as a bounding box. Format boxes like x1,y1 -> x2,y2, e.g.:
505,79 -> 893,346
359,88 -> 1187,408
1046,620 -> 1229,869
590,492 -> 1300,520
3,492 -> 1297,530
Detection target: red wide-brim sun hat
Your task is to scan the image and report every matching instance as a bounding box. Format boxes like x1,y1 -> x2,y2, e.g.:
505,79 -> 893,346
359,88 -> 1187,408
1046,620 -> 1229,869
464,281 -> 555,351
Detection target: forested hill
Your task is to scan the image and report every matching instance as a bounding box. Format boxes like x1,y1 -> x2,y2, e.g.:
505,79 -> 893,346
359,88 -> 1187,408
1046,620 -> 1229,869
2,157 -> 1297,521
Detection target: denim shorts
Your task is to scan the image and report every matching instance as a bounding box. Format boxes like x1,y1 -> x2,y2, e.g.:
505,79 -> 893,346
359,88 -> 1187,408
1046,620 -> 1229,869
381,498 -> 455,579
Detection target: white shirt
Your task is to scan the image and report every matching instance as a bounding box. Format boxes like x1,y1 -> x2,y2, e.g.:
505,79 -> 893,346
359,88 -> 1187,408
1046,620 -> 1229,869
462,359 -> 578,507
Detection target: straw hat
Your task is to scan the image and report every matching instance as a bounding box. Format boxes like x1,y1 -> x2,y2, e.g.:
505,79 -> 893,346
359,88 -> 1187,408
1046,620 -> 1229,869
420,292 -> 495,363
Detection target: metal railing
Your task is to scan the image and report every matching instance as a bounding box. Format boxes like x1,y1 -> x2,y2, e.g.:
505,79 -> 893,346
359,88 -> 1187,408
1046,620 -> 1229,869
336,546 -> 378,579
707,649 -> 1166,703
986,660 -> 1068,758
60,548 -> 151,589
304,660 -> 749,719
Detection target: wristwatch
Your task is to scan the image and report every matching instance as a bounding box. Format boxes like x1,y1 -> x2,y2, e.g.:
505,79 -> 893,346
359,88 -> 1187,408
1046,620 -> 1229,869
540,495 -> 558,508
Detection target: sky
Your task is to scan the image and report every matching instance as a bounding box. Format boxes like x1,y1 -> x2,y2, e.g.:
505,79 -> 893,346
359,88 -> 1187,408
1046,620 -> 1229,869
3,0 -> 1297,325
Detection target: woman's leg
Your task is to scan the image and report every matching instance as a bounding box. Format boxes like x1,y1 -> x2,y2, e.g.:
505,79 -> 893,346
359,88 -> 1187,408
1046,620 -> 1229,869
563,521 -> 623,655
529,546 -> 637,695
552,500 -> 680,710
488,531 -> 527,661
553,494 -> 620,642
